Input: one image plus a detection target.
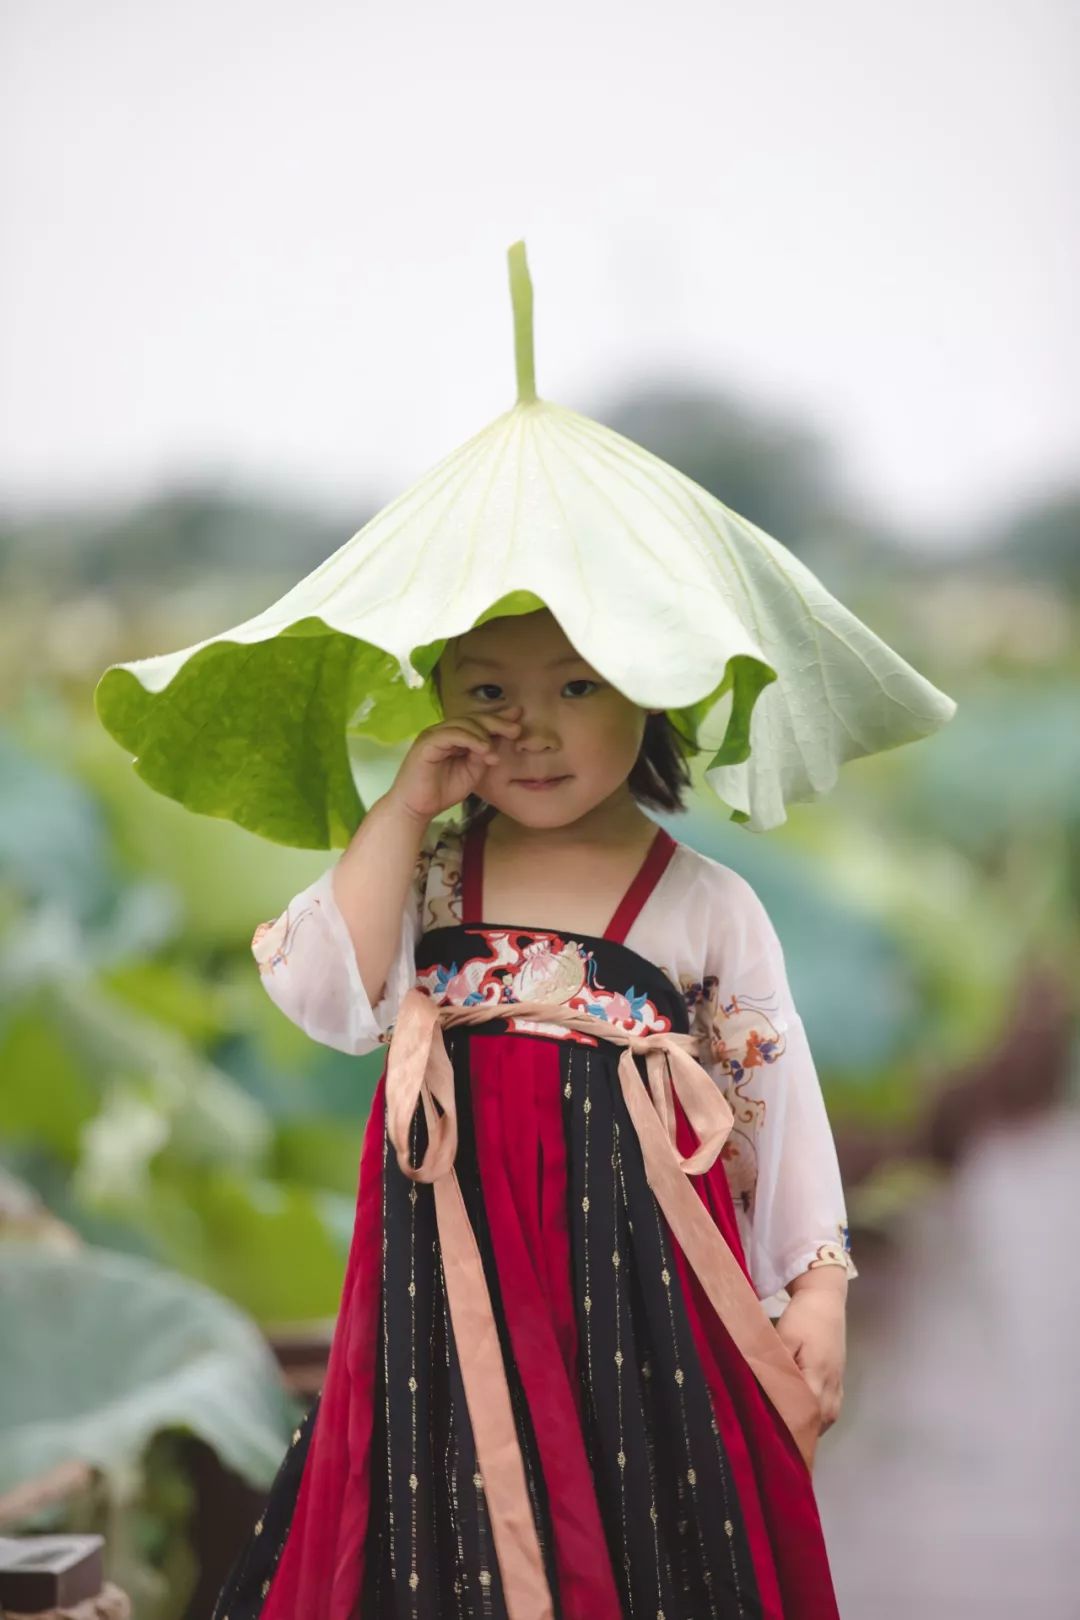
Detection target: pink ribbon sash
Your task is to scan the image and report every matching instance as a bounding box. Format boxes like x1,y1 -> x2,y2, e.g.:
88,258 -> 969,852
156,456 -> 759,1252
384,987 -> 823,1620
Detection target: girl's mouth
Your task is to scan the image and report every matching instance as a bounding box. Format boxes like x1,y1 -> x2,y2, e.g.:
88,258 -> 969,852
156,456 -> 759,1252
512,776 -> 571,792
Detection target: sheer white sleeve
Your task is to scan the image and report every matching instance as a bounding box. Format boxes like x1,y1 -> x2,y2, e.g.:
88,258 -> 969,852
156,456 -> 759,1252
700,868 -> 858,1307
250,841 -> 428,1057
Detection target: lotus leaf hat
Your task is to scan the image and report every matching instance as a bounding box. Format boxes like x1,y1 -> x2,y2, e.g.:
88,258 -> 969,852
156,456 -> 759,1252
95,242 -> 956,848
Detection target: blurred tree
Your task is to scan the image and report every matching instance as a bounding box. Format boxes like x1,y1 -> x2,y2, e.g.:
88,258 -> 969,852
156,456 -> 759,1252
590,381 -> 847,554
983,486 -> 1080,596
0,485 -> 371,594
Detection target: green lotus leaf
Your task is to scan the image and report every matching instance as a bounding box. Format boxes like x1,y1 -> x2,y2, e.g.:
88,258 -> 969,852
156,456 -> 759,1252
95,242 -> 956,847
0,1243 -> 295,1496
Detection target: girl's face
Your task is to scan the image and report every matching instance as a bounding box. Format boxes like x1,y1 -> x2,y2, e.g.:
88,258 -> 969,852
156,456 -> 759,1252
435,609 -> 652,830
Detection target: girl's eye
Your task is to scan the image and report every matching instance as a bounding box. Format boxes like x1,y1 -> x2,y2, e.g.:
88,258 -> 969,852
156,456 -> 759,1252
467,680 -> 601,702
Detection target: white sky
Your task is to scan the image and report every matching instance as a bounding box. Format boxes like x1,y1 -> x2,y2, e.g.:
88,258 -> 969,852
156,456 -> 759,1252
1,0 -> 1077,540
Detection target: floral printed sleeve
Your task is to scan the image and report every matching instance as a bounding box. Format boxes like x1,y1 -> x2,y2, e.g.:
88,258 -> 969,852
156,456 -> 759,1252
250,840 -> 431,1057
694,868 -> 858,1308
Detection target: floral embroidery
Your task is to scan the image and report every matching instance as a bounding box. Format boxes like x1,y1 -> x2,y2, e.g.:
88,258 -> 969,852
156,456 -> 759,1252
803,1224 -> 858,1280
415,927 -> 673,1045
675,972 -> 788,1215
252,898 -> 322,975
418,828 -> 464,932
808,1236 -> 853,1270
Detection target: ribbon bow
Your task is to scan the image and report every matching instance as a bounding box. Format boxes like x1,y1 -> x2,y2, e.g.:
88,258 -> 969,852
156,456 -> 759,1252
379,987 -> 822,1620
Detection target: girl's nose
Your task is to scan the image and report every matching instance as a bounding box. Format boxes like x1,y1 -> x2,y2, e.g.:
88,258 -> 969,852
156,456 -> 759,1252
500,702 -> 557,747
515,725 -> 559,751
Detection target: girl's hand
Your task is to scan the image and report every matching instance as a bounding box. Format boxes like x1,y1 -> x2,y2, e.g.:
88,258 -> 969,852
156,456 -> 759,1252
386,705 -> 523,823
773,1287 -> 847,1433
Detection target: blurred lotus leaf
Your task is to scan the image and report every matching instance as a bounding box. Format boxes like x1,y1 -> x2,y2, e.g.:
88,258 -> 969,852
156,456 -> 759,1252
0,729 -> 179,986
673,805 -> 920,1077
122,1167 -> 354,1323
900,678 -> 1080,849
0,1243 -> 296,1499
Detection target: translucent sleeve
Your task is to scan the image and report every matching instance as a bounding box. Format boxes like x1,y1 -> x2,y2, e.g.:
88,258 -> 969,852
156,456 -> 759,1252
249,844 -> 427,1057
701,871 -> 858,1306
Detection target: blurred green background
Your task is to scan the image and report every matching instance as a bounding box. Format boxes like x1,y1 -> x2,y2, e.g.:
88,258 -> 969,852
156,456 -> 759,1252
5,0 -> 1078,1602
1,380 -> 1078,1615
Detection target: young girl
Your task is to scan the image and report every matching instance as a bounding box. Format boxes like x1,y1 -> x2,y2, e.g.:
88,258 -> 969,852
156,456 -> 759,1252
213,604 -> 857,1620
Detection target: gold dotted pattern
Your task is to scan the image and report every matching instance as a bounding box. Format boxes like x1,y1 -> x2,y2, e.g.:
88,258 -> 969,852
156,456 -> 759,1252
581,1047 -> 596,1406
610,1119 -> 632,1579
611,1105 -> 673,1608
643,1183 -> 744,1617
407,1111 -> 420,1608
437,1245 -> 488,1619
380,1125 -> 400,1595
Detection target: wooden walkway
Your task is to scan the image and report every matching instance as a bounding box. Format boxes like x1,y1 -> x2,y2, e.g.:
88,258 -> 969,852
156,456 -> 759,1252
815,1105 -> 1079,1619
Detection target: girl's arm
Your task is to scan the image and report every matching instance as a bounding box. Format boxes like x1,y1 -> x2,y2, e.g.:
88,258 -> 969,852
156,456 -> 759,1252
330,791 -> 432,1006
248,700 -> 523,1057
701,868 -> 858,1308
251,793 -> 435,1057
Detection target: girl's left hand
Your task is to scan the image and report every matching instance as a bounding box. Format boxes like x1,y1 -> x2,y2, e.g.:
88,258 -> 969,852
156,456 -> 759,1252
773,1288 -> 847,1433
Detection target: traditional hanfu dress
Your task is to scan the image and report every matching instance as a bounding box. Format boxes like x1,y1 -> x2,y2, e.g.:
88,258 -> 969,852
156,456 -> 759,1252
213,810 -> 857,1620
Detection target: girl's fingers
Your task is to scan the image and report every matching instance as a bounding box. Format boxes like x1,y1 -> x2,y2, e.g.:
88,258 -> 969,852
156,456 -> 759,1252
420,709 -> 523,770
435,713 -> 522,749
427,727 -> 493,756
426,724 -> 502,763
478,718 -> 520,739
474,708 -> 523,740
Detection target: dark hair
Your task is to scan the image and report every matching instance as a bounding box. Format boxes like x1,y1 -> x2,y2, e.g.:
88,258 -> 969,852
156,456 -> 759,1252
429,659 -> 700,830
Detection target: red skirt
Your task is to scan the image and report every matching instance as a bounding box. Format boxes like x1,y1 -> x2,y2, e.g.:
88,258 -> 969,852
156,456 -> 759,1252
213,1010 -> 841,1620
